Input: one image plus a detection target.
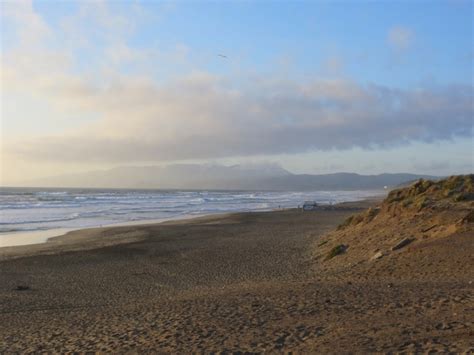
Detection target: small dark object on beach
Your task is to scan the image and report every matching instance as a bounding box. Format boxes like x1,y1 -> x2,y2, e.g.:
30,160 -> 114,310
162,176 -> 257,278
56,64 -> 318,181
391,237 -> 414,251
15,285 -> 30,291
325,244 -> 347,260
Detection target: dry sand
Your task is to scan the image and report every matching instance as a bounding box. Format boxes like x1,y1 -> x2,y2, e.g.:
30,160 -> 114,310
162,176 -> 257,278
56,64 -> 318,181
0,200 -> 473,353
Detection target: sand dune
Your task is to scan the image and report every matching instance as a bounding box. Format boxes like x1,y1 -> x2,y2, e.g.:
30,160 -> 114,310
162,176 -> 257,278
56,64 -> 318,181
0,177 -> 473,352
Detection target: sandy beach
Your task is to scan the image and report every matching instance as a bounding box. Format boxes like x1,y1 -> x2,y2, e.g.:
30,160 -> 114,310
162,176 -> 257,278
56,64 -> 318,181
1,196 -> 473,353
2,0 -> 472,351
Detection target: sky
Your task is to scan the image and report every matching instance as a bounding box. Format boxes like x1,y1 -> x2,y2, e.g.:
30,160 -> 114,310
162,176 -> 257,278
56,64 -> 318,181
1,0 -> 473,185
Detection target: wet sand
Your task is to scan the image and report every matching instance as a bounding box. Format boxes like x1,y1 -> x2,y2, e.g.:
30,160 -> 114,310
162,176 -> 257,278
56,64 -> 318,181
1,201 -> 473,352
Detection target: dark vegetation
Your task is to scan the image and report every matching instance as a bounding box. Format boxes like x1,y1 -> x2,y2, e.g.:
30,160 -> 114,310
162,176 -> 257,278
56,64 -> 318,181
338,174 -> 474,230
325,244 -> 347,260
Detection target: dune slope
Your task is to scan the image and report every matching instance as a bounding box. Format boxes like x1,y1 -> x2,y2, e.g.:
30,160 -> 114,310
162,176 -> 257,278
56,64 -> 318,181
314,175 -> 474,282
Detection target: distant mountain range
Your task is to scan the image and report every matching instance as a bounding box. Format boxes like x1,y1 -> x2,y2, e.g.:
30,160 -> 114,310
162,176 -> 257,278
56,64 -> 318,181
19,164 -> 439,191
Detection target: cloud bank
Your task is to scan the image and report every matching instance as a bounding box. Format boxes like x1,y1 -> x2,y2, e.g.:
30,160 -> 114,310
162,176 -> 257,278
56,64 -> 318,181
2,1 -> 473,166
8,73 -> 473,163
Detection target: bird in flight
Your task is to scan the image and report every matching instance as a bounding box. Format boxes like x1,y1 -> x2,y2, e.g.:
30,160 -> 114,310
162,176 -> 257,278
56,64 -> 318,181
218,54 -> 228,59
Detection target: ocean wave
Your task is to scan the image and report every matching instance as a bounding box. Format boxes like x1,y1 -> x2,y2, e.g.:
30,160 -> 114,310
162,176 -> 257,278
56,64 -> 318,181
0,189 -> 384,235
0,226 -> 50,233
0,214 -> 80,225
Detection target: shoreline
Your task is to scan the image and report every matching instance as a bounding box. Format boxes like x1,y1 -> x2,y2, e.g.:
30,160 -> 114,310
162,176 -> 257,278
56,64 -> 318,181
0,212 -> 223,249
0,212 -> 237,260
0,208 -> 285,250
0,199 -> 376,261
0,196 -> 382,249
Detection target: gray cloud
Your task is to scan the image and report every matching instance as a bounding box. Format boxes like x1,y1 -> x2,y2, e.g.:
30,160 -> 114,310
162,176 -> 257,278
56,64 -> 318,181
3,2 -> 472,167
10,75 -> 473,163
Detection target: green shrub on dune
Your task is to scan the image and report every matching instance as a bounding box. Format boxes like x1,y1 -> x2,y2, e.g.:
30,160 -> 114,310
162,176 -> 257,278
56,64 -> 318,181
337,216 -> 354,230
387,174 -> 473,207
336,174 -> 473,231
325,244 -> 347,260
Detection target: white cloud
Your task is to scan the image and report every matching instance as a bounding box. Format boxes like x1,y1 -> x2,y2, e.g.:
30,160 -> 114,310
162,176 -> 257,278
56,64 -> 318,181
5,68 -> 473,163
1,2 -> 472,178
1,0 -> 51,47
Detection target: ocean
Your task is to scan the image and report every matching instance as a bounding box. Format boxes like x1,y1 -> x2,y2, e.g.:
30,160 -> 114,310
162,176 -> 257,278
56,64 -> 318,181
0,187 -> 384,246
